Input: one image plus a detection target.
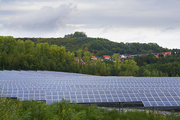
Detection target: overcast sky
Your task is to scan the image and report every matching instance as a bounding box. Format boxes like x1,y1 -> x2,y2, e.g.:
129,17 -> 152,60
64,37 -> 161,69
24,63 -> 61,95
0,0 -> 180,49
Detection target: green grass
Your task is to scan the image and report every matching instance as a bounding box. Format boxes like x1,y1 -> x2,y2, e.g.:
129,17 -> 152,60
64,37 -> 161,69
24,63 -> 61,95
0,97 -> 180,120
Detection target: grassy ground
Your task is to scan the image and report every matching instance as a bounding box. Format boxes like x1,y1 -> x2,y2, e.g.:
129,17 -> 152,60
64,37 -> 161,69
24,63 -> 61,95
0,97 -> 180,120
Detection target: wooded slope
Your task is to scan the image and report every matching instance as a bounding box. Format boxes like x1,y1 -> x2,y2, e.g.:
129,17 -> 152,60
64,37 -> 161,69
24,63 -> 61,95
15,32 -> 173,56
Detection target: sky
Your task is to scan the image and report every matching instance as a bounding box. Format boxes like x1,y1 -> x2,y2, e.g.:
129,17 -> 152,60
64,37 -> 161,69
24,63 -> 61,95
0,0 -> 180,49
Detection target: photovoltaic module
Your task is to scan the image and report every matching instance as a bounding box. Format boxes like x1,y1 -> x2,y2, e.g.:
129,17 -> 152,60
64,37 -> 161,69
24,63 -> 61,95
1,70 -> 180,108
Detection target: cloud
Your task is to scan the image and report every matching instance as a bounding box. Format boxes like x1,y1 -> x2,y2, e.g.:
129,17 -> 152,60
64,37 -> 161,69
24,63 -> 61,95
1,4 -> 76,34
70,0 -> 180,29
0,0 -> 180,49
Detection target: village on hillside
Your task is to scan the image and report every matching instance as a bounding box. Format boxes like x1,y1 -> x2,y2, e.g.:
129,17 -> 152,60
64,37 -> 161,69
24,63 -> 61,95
75,52 -> 172,64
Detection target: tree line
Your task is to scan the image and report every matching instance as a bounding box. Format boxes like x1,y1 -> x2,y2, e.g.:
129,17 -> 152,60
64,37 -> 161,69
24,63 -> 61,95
15,31 -> 178,57
0,36 -> 139,76
134,53 -> 180,77
0,36 -> 179,77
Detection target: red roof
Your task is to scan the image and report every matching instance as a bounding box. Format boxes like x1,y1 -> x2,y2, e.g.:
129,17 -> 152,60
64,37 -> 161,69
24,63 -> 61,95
166,52 -> 171,55
91,56 -> 97,58
155,55 -> 159,58
154,52 -> 171,58
103,55 -> 111,58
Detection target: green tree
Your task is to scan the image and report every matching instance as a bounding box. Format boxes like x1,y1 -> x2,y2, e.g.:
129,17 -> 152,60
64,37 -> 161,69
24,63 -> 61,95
83,51 -> 91,63
112,53 -> 121,76
4,36 -> 16,54
24,40 -> 34,54
74,31 -> 87,37
64,31 -> 87,38
121,59 -> 139,76
16,39 -> 25,54
76,49 -> 83,63
137,66 -> 151,76
0,36 -> 5,53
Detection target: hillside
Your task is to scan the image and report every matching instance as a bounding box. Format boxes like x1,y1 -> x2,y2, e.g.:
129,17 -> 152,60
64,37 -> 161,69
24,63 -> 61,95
15,32 -> 176,56
1,35 -> 180,77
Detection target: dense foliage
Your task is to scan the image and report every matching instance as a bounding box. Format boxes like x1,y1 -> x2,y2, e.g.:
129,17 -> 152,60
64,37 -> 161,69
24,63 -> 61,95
1,97 -> 180,120
134,53 -> 180,77
14,32 -> 177,56
64,31 -> 88,38
0,35 -> 180,77
0,36 -> 140,76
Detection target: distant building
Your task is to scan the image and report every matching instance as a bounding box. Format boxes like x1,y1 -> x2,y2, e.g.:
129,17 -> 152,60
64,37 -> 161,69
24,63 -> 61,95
120,55 -> 128,59
91,56 -> 97,60
154,52 -> 171,58
155,55 -> 159,58
103,55 -> 111,60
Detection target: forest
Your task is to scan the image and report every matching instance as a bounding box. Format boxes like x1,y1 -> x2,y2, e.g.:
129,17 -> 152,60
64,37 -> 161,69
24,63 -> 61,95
15,31 -> 180,56
0,34 -> 180,77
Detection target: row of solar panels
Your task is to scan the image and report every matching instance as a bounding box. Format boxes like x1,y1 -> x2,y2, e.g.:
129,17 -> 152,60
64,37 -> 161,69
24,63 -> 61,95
2,92 -> 180,107
1,77 -> 179,82
1,89 -> 180,95
1,70 -> 180,107
2,86 -> 179,89
1,70 -> 179,79
1,82 -> 180,86
1,90 -> 180,96
2,92 -> 180,102
0,70 -> 92,77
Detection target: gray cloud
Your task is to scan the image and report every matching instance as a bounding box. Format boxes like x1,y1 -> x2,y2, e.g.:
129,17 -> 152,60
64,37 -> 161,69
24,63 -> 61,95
72,0 -> 180,29
2,4 -> 76,33
0,0 -> 180,49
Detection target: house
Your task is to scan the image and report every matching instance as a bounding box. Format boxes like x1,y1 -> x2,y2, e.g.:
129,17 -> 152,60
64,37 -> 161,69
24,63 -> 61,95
91,56 -> 97,60
154,52 -> 171,58
155,55 -> 159,58
162,52 -> 171,56
120,55 -> 128,59
103,55 -> 111,60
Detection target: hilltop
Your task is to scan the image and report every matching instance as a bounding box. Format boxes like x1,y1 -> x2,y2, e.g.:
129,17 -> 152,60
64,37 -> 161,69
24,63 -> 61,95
15,32 -> 177,56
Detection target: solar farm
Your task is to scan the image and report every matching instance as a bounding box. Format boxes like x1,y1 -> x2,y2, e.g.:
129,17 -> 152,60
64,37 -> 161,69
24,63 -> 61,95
1,70 -> 180,111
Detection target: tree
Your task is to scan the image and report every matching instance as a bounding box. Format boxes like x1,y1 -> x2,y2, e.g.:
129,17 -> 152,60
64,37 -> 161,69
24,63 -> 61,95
74,31 -> 87,37
6,36 -> 16,54
64,31 -> 87,38
16,39 -> 25,53
83,51 -> 91,63
122,59 -> 139,76
0,36 -> 5,53
76,49 -> 83,63
24,40 -> 34,54
137,66 -> 151,76
112,53 -> 121,75
99,62 -> 110,76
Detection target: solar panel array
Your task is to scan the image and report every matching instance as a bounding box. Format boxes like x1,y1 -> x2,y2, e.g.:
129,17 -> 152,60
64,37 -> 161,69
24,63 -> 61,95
1,70 -> 180,107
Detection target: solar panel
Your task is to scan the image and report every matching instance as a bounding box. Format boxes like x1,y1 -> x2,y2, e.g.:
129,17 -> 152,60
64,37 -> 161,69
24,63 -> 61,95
0,70 -> 180,108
